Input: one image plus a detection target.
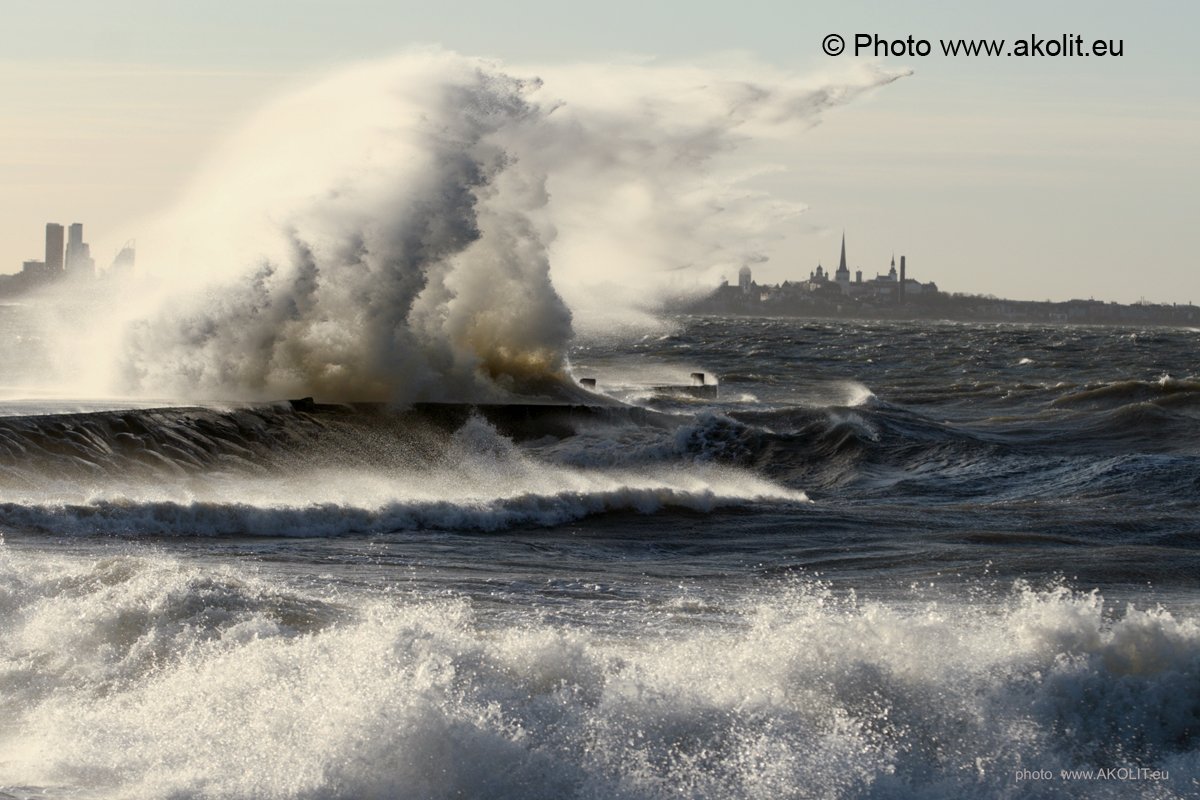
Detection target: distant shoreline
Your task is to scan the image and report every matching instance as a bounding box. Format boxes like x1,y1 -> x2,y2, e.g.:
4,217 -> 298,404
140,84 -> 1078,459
682,289 -> 1200,328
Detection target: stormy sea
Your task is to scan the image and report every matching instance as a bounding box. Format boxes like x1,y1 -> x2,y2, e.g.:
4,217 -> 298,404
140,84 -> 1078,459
1,316 -> 1197,799
2,53 -> 1198,799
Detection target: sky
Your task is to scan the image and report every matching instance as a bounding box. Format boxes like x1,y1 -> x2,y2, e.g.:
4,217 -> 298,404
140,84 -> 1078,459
1,0 -> 1196,305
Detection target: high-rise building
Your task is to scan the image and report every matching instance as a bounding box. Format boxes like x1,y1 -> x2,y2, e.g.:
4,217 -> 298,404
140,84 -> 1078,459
65,223 -> 95,279
45,223 -> 64,276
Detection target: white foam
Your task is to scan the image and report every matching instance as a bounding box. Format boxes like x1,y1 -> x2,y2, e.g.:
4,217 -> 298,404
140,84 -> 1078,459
2,556 -> 1196,799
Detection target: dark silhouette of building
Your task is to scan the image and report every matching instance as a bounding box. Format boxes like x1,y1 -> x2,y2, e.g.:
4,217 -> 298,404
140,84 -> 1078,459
22,260 -> 48,281
738,265 -> 752,294
835,232 -> 851,291
65,223 -> 95,279
45,223 -> 64,277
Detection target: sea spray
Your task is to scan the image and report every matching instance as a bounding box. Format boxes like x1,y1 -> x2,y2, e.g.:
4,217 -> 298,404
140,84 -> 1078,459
118,55 -> 568,404
0,405 -> 807,535
17,53 -> 901,404
3,550 -> 1198,799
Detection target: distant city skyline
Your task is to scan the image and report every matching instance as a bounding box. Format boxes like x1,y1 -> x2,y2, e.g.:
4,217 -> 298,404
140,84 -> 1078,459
1,1 -> 1196,307
701,231 -> 1197,327
0,221 -> 134,295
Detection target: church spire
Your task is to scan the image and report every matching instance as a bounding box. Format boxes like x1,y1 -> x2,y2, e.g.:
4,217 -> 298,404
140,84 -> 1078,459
839,232 -> 847,273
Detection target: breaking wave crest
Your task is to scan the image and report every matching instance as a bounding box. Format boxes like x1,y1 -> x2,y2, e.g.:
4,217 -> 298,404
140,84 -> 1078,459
2,552 -> 1198,799
0,404 -> 805,536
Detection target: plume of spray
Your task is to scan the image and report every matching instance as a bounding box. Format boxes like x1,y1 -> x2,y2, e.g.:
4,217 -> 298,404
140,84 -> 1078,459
506,58 -> 905,335
52,52 -> 903,404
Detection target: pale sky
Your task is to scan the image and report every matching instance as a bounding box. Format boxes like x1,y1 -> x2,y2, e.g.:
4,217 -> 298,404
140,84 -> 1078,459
1,0 -> 1196,305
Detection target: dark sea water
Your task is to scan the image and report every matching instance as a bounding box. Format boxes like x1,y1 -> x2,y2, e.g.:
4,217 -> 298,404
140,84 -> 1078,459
2,316 -> 1199,799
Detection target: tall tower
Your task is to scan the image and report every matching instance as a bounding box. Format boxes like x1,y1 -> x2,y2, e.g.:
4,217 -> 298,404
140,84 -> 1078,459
899,256 -> 906,304
65,223 -> 95,279
834,231 -> 851,293
45,223 -> 64,276
738,265 -> 752,294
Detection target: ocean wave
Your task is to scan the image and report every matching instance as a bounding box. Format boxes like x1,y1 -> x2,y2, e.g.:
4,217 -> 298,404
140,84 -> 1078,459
0,476 -> 804,538
1,391 -> 1195,531
0,406 -> 805,536
0,402 -> 664,483
1050,375 -> 1200,411
2,555 -> 1197,799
